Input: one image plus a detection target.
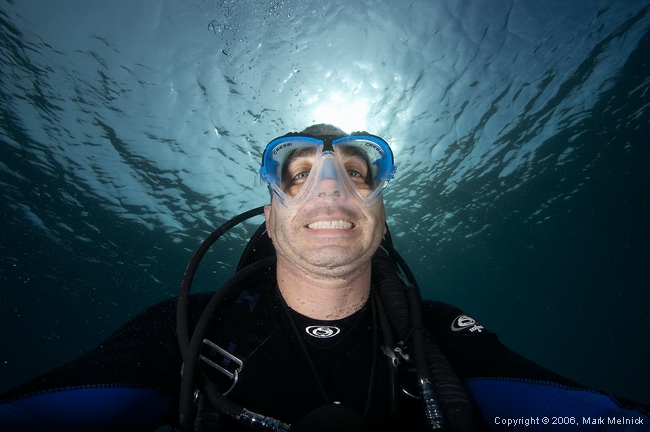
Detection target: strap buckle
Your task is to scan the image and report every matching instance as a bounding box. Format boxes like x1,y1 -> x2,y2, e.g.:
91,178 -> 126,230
199,339 -> 243,396
382,344 -> 410,368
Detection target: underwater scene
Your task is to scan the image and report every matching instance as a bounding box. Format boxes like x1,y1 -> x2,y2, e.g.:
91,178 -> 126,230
1,0 -> 649,405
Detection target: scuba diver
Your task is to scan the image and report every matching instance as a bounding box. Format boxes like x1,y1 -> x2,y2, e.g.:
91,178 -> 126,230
0,124 -> 648,431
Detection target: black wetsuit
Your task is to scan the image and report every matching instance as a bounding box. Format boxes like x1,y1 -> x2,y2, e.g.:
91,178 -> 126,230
1,268 -> 648,431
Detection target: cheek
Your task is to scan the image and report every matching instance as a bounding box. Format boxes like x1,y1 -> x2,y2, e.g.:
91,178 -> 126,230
264,207 -> 273,239
369,202 -> 386,224
266,207 -> 293,242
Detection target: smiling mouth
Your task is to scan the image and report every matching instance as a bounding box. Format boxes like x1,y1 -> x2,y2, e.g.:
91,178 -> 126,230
306,220 -> 354,229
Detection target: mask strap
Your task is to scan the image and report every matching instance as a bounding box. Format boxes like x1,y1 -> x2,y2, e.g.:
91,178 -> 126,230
322,136 -> 334,153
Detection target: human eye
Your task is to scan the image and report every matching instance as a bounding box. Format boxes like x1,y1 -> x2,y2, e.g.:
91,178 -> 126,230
344,157 -> 370,187
292,170 -> 310,183
347,169 -> 365,180
281,158 -> 313,196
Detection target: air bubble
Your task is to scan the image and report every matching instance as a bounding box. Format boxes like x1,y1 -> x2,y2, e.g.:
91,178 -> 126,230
208,20 -> 220,34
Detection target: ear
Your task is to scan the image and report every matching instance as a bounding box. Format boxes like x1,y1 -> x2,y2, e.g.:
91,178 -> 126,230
264,205 -> 273,239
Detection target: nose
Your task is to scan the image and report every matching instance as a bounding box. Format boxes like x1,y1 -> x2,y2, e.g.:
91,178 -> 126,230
310,156 -> 344,201
319,154 -> 338,180
315,180 -> 342,199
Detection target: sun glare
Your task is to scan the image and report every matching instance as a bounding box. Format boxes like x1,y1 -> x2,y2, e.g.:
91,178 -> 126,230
311,94 -> 369,133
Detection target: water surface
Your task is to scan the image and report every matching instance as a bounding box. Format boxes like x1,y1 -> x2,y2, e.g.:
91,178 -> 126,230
1,0 -> 649,403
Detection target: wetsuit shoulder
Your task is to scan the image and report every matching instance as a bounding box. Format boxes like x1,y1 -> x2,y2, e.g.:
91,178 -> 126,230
420,299 -> 581,385
0,293 -> 214,431
420,300 -> 650,429
1,292 -> 213,400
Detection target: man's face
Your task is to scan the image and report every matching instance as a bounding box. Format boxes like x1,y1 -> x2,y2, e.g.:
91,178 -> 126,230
264,149 -> 386,279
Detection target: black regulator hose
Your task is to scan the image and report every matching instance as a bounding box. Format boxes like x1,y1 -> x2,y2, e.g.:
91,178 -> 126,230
371,252 -> 475,432
381,228 -> 474,426
178,258 -> 270,424
176,206 -> 290,432
177,206 -> 265,361
380,231 -> 475,430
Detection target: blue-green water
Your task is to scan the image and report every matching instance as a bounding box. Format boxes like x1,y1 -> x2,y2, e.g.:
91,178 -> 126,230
1,0 -> 649,404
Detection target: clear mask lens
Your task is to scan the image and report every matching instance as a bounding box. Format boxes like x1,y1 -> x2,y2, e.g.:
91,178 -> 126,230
260,134 -> 396,207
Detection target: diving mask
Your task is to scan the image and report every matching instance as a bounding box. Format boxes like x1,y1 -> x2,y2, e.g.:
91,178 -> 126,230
260,132 -> 396,208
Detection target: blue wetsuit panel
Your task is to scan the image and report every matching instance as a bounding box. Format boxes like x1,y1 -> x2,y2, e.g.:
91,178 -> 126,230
465,379 -> 649,431
0,386 -> 173,432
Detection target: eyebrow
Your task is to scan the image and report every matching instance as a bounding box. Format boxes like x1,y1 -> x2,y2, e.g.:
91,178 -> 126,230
281,147 -> 316,181
338,145 -> 365,159
287,146 -> 316,162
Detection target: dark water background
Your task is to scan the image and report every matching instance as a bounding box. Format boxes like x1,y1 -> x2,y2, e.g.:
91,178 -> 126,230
1,0 -> 649,404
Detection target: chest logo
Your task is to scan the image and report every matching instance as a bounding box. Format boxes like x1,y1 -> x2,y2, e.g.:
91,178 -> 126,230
305,325 -> 341,338
451,315 -> 485,333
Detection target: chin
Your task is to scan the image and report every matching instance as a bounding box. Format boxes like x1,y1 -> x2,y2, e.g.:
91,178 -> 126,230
307,248 -> 369,269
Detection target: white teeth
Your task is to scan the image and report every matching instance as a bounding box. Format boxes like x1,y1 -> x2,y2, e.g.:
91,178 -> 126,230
307,220 -> 353,229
